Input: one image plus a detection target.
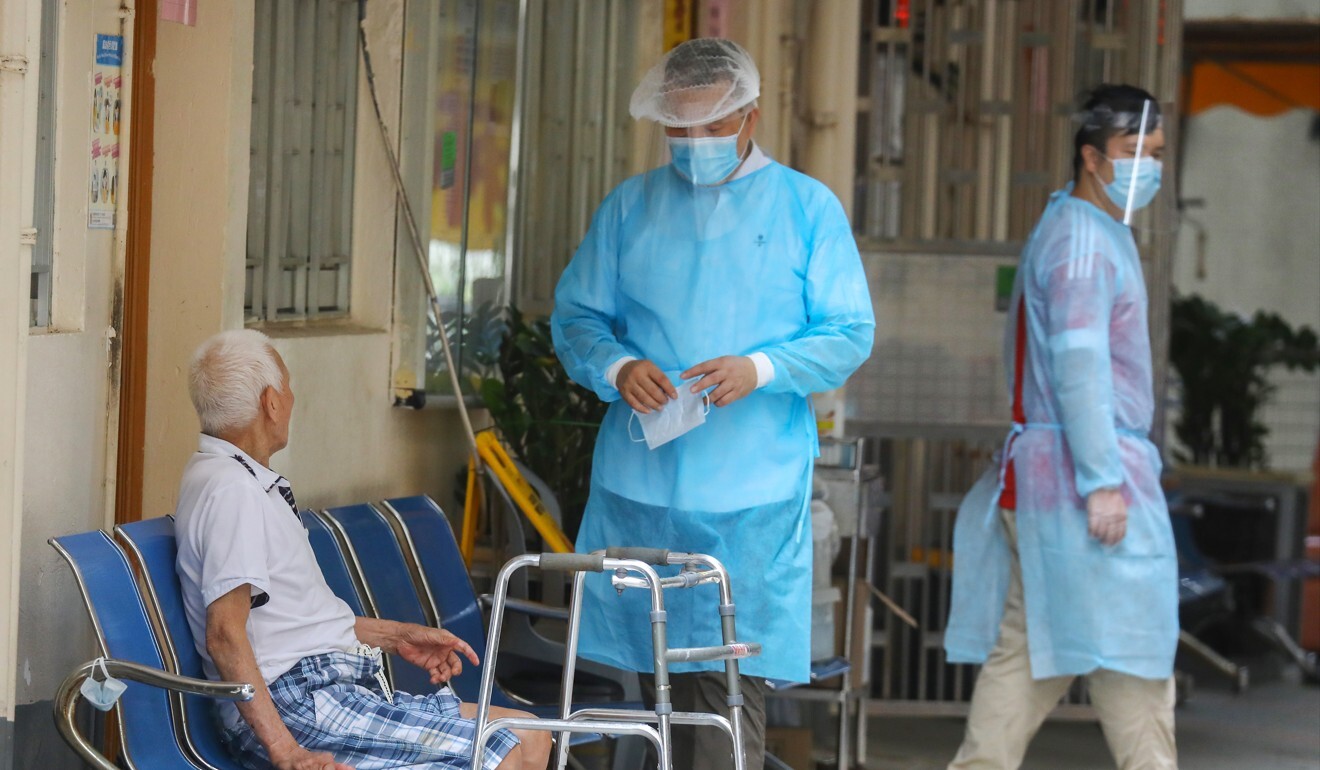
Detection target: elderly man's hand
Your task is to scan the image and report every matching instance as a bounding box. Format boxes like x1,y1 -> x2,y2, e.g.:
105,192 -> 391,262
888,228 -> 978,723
395,625 -> 480,685
618,359 -> 677,414
683,356 -> 757,407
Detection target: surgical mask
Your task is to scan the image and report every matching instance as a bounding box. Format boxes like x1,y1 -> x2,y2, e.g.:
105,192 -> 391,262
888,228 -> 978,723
80,658 -> 127,712
1098,156 -> 1162,215
668,118 -> 747,186
628,382 -> 711,450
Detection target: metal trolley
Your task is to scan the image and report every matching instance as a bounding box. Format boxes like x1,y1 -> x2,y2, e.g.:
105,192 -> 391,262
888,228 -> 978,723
472,547 -> 762,770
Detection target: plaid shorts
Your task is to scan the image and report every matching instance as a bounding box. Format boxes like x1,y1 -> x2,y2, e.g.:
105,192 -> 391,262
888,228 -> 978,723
223,651 -> 520,770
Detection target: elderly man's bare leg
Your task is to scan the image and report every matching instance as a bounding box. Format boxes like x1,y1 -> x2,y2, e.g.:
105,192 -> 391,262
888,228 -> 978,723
459,702 -> 552,769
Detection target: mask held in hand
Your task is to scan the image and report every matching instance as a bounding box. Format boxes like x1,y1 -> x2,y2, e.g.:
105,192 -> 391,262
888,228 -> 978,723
629,381 -> 711,450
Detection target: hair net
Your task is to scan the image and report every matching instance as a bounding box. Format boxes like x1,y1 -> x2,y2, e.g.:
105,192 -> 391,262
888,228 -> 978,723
630,38 -> 761,128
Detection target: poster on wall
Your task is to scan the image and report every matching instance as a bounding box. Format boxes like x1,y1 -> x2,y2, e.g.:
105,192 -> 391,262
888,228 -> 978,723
89,34 -> 122,230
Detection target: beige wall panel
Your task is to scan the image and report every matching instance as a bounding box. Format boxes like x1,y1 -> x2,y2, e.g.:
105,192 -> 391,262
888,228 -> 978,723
143,0 -> 469,520
17,0 -> 123,709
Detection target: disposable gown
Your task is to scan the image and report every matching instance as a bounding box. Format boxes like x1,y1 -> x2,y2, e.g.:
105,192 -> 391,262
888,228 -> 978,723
944,186 -> 1178,680
551,160 -> 874,683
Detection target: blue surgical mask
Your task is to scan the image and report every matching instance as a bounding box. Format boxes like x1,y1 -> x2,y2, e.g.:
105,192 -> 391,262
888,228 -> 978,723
80,658 -> 127,712
668,120 -> 747,186
1100,156 -> 1162,214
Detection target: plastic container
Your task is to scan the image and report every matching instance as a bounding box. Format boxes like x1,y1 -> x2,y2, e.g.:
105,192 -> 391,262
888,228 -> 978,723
811,586 -> 841,661
811,499 -> 840,589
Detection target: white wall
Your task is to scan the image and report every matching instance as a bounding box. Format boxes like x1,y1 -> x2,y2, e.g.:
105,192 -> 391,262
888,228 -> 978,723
16,0 -> 123,713
0,0 -> 42,732
1171,108 -> 1320,471
1185,0 -> 1320,19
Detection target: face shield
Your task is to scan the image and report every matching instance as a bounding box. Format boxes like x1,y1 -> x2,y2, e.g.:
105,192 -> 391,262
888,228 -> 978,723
1078,99 -> 1177,235
630,38 -> 761,240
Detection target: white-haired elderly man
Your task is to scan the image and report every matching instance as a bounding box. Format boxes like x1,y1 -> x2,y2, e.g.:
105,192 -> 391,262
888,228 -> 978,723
173,329 -> 550,770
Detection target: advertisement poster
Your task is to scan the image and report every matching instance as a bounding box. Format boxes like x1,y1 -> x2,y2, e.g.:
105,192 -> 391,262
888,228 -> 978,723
89,34 -> 122,229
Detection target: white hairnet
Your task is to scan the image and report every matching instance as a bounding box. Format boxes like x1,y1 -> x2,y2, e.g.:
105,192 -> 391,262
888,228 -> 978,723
630,38 -> 761,128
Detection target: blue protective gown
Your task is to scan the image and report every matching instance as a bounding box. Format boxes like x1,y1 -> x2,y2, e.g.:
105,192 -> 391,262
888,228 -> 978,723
551,160 -> 875,683
945,185 -> 1178,680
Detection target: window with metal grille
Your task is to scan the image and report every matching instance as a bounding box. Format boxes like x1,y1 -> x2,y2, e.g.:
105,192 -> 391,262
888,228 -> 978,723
246,0 -> 358,322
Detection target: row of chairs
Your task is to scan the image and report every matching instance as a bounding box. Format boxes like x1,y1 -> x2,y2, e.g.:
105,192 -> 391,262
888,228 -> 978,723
50,495 -> 645,770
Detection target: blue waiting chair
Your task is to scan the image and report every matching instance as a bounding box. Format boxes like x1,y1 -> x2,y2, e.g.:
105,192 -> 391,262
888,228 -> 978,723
316,504 -> 443,698
382,496 -> 644,704
50,530 -> 251,769
301,508 -> 369,617
321,502 -> 619,748
115,517 -> 250,770
377,496 -> 646,766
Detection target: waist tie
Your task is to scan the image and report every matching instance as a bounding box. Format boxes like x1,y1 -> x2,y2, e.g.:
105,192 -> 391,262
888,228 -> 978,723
994,422 -> 1149,504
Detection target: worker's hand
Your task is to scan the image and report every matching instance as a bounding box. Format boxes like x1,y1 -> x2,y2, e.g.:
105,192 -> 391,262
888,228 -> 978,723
395,625 -> 480,685
682,356 -> 757,408
269,742 -> 353,770
618,359 -> 677,414
1086,488 -> 1128,546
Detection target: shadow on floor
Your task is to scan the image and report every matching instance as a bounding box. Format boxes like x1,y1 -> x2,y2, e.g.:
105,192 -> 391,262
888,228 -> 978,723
865,668 -> 1320,769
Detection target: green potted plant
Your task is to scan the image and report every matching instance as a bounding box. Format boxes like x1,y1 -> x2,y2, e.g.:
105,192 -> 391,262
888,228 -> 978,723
473,307 -> 607,538
1169,294 -> 1319,469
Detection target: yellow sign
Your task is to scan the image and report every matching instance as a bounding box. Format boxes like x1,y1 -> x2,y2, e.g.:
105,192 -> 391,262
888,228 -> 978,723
663,0 -> 695,52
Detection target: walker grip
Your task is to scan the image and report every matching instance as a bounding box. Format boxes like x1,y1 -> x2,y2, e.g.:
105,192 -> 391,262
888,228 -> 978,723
538,553 -> 607,572
604,547 -> 671,565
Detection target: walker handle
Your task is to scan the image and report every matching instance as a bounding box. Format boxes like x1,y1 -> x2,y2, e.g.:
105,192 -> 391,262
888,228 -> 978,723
538,553 -> 607,573
604,547 -> 671,566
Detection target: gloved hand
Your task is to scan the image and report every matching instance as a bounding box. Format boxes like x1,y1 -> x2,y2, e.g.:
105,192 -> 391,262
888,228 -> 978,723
1086,488 -> 1128,546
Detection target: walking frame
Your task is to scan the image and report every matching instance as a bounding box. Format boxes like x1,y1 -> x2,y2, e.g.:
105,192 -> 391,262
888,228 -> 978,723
472,548 -> 763,770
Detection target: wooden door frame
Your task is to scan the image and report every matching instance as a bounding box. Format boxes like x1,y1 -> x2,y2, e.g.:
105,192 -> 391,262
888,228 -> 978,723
115,0 -> 157,526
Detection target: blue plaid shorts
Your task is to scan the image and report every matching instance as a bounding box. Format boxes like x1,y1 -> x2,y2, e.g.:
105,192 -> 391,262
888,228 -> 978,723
223,651 -> 520,769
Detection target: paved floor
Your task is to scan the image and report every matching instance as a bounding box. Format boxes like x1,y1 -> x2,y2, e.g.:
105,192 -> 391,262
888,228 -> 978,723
864,669 -> 1320,769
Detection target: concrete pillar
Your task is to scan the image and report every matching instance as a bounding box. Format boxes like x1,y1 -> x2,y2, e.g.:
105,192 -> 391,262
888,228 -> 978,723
801,0 -> 860,218
0,0 -> 41,746
703,0 -> 798,163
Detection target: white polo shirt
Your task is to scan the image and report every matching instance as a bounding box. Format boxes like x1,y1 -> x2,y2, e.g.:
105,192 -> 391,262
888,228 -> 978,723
174,434 -> 358,728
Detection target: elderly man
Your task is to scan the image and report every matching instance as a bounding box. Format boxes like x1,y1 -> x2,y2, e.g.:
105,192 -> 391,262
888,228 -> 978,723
174,329 -> 550,770
551,38 -> 874,769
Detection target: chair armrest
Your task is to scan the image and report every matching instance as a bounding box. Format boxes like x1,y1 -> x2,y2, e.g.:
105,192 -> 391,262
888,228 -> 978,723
54,658 -> 254,770
479,593 -> 571,621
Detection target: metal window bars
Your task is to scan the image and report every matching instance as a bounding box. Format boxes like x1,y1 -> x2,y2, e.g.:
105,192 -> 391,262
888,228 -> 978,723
857,0 -> 1183,247
246,0 -> 357,323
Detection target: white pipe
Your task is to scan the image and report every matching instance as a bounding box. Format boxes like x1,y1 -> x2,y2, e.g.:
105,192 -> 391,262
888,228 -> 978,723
101,0 -> 135,528
0,0 -> 41,723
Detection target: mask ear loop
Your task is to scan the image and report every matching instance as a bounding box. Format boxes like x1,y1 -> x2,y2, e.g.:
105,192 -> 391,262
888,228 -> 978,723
94,656 -> 110,682
627,412 -> 648,443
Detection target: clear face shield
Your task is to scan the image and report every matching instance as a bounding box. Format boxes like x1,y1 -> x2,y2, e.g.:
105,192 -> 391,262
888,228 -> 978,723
1081,99 -> 1178,236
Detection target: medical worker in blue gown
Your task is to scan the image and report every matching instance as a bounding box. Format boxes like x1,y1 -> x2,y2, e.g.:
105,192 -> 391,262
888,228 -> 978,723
551,38 -> 874,770
945,84 -> 1178,769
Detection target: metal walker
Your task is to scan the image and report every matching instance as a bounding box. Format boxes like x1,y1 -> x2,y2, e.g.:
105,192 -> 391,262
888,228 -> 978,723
471,547 -> 762,770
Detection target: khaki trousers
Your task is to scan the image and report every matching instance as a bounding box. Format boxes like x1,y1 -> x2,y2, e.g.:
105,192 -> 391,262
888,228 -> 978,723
949,509 -> 1177,770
